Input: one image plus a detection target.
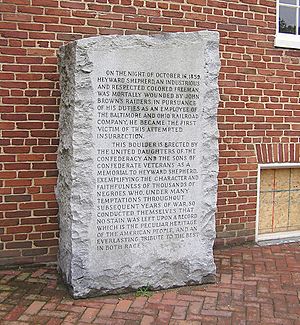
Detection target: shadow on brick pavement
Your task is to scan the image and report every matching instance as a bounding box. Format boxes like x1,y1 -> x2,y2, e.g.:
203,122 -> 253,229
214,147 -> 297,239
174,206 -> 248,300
0,243 -> 299,324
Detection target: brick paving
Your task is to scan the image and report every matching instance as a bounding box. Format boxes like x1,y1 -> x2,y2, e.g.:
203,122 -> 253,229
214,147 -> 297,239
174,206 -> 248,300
0,243 -> 299,324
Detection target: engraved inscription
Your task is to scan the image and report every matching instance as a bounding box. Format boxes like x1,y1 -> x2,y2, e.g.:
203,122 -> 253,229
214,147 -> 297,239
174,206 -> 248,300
95,69 -> 203,251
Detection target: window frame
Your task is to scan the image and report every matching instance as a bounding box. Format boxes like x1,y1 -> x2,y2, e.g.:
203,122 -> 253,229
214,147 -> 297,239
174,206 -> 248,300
256,163 -> 300,243
275,0 -> 300,49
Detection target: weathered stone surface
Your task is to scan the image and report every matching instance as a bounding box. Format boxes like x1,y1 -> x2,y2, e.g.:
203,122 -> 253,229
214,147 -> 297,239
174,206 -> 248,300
57,31 -> 220,298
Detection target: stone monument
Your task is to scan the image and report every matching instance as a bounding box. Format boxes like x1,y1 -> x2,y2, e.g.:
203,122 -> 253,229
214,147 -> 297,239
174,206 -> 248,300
57,31 -> 220,298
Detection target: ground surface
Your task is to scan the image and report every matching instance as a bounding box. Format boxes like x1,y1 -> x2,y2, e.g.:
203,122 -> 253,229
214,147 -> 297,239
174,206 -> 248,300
0,243 -> 299,324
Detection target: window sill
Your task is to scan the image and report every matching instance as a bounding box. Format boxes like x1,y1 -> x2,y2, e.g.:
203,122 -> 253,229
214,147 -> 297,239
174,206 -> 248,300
275,33 -> 300,49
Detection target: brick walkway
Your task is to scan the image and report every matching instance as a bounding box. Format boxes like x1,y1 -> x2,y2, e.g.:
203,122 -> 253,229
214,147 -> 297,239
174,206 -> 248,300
0,243 -> 299,325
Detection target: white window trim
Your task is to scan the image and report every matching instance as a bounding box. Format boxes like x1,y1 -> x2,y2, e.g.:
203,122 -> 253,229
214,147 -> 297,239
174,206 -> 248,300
275,33 -> 300,48
275,0 -> 300,49
255,163 -> 300,243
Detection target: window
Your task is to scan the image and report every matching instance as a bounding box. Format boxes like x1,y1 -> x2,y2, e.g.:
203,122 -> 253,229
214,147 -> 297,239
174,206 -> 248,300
275,0 -> 300,49
257,166 -> 300,242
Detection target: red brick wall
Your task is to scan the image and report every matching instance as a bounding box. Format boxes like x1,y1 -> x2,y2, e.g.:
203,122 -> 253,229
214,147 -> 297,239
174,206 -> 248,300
1,0 -> 299,266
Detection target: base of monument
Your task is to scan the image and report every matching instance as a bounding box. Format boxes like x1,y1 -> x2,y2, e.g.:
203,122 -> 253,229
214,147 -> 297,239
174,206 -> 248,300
58,268 -> 216,299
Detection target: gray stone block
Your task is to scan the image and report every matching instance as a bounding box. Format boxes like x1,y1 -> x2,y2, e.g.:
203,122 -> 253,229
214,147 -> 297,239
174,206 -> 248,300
57,31 -> 220,298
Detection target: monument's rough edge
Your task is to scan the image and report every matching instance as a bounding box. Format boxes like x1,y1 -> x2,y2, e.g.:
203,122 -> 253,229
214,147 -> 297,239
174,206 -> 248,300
75,31 -> 220,54
57,31 -> 220,298
57,43 -> 76,287
57,39 -> 96,298
199,32 -> 220,276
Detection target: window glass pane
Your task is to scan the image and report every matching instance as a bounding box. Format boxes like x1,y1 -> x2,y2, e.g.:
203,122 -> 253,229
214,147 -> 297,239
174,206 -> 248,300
279,0 -> 297,5
279,6 -> 297,34
299,9 -> 300,34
